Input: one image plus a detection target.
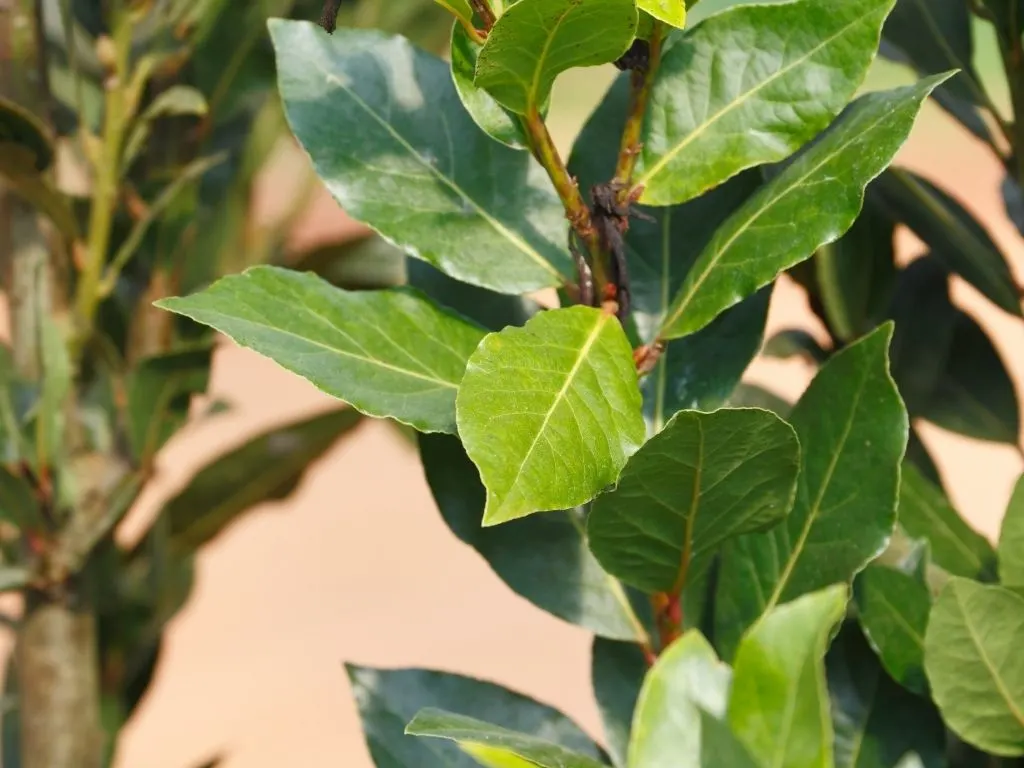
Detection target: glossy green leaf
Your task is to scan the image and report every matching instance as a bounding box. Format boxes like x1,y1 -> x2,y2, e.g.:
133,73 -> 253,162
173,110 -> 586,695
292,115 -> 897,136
420,433 -> 646,642
898,462 -> 996,581
715,326 -> 907,657
158,266 -> 486,434
925,578 -> 1024,756
854,564 -> 931,695
270,21 -> 572,294
873,169 -> 1021,317
591,638 -> 647,768
828,624 -> 945,768
457,307 -> 645,525
638,0 -> 685,27
633,0 -> 897,206
406,709 -> 607,768
999,475 -> 1024,586
348,665 -> 605,768
589,408 -> 799,594
475,0 -> 637,114
0,96 -> 53,170
659,78 -> 945,340
158,407 -> 361,554
728,585 -> 848,768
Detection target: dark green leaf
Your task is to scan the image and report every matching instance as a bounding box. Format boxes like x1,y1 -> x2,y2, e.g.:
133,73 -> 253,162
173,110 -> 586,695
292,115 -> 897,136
763,330 -> 830,364
633,0 -> 898,206
728,384 -> 793,417
898,462 -> 996,581
288,234 -> 407,292
905,425 -> 942,489
348,665 -> 605,768
475,0 -> 636,114
728,585 -> 849,767
456,307 -> 645,525
0,96 -> 53,170
0,466 -> 38,530
419,433 -> 646,642
158,266 -> 486,434
588,408 -> 800,594
591,638 -> 646,768
406,709 -> 607,768
828,623 -> 945,768
999,474 -> 1024,586
854,564 -> 931,695
270,21 -> 572,294
925,578 -> 1024,756
0,143 -> 78,238
157,407 -> 361,554
715,326 -> 907,658
659,78 -> 946,340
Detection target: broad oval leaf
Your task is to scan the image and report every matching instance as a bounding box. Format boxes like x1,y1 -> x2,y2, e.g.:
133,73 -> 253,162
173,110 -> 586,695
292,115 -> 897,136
854,564 -> 931,695
457,306 -> 646,525
999,475 -> 1024,586
406,709 -> 607,768
270,21 -> 572,294
591,638 -> 648,768
924,578 -> 1024,756
157,266 -> 486,434
348,665 -> 605,768
659,77 -> 946,341
475,0 -> 637,114
633,0 -> 897,206
638,0 -> 685,28
728,584 -> 849,768
420,432 -> 647,642
589,408 -> 800,594
714,325 -> 908,658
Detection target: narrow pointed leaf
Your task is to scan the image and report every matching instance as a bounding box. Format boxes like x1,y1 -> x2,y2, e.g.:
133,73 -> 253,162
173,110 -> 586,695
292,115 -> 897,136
457,307 -> 645,525
999,475 -> 1024,586
898,462 -> 996,580
420,433 -> 646,642
728,585 -> 849,768
715,326 -> 907,657
633,0 -> 897,206
638,0 -> 685,27
659,78 -> 945,340
0,95 -> 53,170
591,638 -> 647,768
0,466 -> 38,529
925,578 -> 1024,756
406,709 -> 607,768
270,21 -> 572,294
436,0 -> 474,26
158,266 -> 486,434
0,143 -> 78,238
589,408 -> 800,594
475,0 -> 637,114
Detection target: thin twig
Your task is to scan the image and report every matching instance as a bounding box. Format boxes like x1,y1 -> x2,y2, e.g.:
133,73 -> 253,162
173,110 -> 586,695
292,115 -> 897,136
469,0 -> 496,31
615,24 -> 664,200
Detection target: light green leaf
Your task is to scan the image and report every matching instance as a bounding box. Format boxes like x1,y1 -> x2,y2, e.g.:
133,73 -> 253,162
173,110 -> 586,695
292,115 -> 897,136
157,266 -> 486,434
715,326 -> 907,658
589,408 -> 800,594
658,77 -> 946,340
348,665 -> 605,768
457,307 -> 645,525
591,638 -> 648,768
925,578 -> 1024,756
436,0 -> 474,26
999,475 -> 1024,586
728,585 -> 849,768
475,0 -> 637,114
634,0 -> 897,206
270,21 -> 572,294
638,0 -> 685,28
406,709 -> 608,768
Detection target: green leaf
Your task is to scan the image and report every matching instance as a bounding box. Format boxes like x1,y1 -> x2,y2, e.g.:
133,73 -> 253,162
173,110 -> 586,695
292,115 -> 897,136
270,21 -> 572,294
0,96 -> 53,170
348,665 -> 605,768
925,578 -> 1024,756
728,383 -> 793,417
728,584 -> 849,768
158,266 -> 486,434
122,86 -> 209,171
763,330 -> 829,364
898,462 -> 996,581
999,475 -> 1024,586
456,306 -> 645,525
658,77 -> 945,340
854,564 -> 931,695
633,0 -> 897,206
873,169 -> 1022,317
475,0 -> 637,114
0,143 -> 78,238
289,234 -> 407,291
157,407 -> 361,554
828,624 -> 946,768
436,0 -> 474,25
419,432 -> 646,642
638,0 -> 685,27
591,638 -> 647,768
406,709 -> 608,768
36,318 -> 71,469
589,408 -> 800,594
715,326 -> 907,658
0,466 -> 38,530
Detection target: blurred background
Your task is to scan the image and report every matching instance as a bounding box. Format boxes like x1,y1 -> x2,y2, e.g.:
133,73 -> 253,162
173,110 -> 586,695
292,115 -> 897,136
4,4 -> 1021,766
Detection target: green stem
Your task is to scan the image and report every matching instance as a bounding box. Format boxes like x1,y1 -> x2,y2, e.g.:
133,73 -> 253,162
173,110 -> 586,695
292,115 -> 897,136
616,24 -> 664,199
